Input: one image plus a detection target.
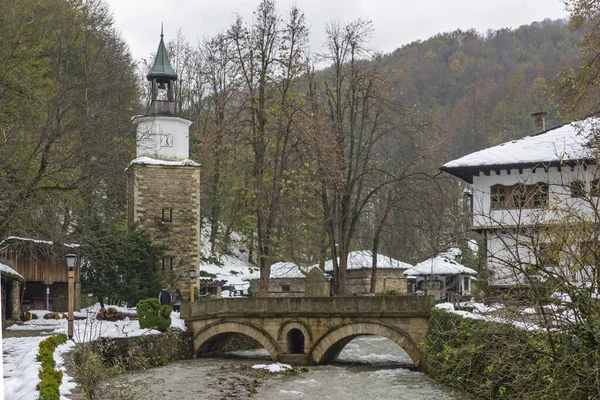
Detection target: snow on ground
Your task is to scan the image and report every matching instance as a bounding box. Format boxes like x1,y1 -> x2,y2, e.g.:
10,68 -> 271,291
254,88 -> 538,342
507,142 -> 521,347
199,222 -> 258,296
435,302 -> 543,331
252,363 -> 292,373
3,336 -> 44,400
56,341 -> 77,400
3,305 -> 186,399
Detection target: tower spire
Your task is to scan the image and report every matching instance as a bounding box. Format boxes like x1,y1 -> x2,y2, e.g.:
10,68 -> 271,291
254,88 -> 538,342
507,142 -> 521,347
147,28 -> 177,114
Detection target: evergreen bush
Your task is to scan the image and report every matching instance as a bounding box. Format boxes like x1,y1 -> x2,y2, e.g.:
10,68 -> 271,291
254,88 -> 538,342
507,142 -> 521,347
137,298 -> 172,332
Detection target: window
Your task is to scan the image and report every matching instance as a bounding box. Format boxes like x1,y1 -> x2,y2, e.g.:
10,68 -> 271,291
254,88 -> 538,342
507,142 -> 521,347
162,257 -> 174,271
538,243 -> 560,268
491,186 -> 507,209
282,285 -> 291,292
580,241 -> 600,267
511,184 -> 526,208
490,183 -> 548,210
162,208 -> 173,223
463,276 -> 470,292
533,183 -> 549,208
592,179 -> 600,197
571,180 -> 586,198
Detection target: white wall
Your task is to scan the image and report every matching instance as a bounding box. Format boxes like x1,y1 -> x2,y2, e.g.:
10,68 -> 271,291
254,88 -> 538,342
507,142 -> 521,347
471,165 -> 599,229
134,115 -> 192,160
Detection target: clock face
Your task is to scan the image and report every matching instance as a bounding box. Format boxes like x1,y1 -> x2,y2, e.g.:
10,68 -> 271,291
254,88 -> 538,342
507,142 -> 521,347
160,134 -> 173,148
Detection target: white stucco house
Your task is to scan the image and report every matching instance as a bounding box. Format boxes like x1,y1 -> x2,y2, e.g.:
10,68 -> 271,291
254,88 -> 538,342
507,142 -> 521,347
404,248 -> 477,300
441,117 -> 600,288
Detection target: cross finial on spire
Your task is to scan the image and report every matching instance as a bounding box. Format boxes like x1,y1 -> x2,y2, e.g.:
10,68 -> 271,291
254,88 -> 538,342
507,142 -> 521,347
161,23 -> 164,38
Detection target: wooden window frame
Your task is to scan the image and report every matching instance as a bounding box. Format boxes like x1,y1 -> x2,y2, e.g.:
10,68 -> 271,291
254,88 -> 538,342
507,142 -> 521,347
570,180 -> 586,198
162,256 -> 174,271
162,208 -> 173,223
490,183 -> 548,210
591,179 -> 600,197
282,285 -> 291,292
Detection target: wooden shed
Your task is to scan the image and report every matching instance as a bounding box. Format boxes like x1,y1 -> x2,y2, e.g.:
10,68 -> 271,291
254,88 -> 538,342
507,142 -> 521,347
0,237 -> 81,312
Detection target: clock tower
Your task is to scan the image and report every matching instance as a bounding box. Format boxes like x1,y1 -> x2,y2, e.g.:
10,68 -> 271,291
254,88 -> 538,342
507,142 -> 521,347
127,29 -> 200,299
133,28 -> 192,159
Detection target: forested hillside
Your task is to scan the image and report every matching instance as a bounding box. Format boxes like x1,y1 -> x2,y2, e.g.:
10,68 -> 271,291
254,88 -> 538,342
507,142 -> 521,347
381,20 -> 581,159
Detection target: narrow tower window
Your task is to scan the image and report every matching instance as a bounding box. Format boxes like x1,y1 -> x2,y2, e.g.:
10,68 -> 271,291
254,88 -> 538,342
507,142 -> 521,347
162,208 -> 173,223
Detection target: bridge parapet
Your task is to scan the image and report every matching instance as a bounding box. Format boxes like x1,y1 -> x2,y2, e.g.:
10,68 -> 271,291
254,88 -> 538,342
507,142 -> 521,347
181,295 -> 434,320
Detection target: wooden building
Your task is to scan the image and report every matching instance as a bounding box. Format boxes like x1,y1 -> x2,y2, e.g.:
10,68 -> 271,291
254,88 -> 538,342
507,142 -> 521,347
0,237 -> 81,312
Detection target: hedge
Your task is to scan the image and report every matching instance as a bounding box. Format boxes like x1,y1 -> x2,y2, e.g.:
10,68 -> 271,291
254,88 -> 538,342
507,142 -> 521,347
36,333 -> 68,400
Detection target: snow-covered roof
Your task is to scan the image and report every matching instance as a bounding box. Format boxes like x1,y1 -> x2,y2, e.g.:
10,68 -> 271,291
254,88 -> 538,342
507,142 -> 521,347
322,250 -> 412,272
404,255 -> 477,276
128,156 -> 201,169
245,262 -> 311,280
441,118 -> 599,182
0,236 -> 79,248
0,262 -> 23,280
438,247 -> 461,261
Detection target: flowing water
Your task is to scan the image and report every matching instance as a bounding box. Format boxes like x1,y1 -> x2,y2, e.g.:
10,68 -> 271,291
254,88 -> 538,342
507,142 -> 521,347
110,336 -> 462,400
258,336 -> 461,400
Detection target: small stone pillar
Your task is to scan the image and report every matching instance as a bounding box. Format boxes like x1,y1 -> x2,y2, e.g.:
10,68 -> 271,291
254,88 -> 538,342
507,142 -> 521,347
305,268 -> 329,297
11,280 -> 21,318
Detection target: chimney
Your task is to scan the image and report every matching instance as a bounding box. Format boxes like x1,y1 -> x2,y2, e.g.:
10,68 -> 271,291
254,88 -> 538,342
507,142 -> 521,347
531,111 -> 547,134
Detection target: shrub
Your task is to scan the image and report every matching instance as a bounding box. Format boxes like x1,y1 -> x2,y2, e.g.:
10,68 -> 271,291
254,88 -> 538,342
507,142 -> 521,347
36,333 -> 67,400
424,308 -> 596,399
137,298 -> 172,332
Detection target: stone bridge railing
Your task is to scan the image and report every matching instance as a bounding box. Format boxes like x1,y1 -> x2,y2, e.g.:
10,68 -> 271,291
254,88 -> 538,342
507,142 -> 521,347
181,295 -> 435,320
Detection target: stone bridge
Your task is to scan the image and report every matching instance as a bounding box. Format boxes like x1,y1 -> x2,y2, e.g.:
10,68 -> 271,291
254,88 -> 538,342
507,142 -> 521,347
181,295 -> 434,367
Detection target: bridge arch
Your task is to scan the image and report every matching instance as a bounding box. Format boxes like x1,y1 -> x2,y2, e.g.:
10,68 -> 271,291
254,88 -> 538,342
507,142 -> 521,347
310,322 -> 423,367
277,320 -> 313,354
193,321 -> 279,361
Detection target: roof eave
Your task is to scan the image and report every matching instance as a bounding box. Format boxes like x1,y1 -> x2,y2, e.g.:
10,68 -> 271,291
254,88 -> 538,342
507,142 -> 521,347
440,158 -> 596,184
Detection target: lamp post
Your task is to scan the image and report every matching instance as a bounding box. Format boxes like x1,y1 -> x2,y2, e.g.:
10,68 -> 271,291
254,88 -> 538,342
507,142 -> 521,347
188,268 -> 197,303
65,254 -> 77,340
382,272 -> 387,295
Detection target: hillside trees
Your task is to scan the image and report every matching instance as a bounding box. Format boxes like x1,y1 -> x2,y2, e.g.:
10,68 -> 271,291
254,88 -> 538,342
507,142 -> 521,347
0,0 -> 138,240
558,0 -> 600,118
226,0 -> 310,296
307,20 -> 433,295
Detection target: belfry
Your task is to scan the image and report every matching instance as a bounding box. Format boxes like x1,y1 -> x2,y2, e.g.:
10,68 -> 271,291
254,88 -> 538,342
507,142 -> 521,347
127,29 -> 200,299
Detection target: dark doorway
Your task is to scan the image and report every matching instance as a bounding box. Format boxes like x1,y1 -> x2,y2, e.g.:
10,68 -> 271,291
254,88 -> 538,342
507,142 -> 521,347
287,328 -> 305,354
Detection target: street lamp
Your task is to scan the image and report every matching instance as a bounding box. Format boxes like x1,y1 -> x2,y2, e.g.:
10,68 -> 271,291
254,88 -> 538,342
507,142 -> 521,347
188,268 -> 197,303
65,254 -> 77,340
382,272 -> 387,295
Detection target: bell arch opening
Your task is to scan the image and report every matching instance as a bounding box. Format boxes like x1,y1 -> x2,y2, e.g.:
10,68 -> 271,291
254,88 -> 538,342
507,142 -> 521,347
287,328 -> 305,354
311,323 -> 423,367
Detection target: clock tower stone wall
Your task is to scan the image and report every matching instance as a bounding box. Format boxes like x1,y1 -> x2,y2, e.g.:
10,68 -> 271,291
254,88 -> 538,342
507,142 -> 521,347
127,163 -> 200,297
127,30 -> 201,298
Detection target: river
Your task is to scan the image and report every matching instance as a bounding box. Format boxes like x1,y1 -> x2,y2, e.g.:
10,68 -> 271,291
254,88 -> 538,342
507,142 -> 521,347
111,336 -> 462,400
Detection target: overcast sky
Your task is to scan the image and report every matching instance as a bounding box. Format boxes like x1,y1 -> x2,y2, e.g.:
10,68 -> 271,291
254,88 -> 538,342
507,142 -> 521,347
106,0 -> 569,62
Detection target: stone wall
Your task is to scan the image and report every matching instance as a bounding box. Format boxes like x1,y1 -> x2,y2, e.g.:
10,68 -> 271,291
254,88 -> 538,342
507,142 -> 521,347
248,278 -> 305,297
346,268 -> 407,295
93,331 -> 192,370
127,163 -> 201,299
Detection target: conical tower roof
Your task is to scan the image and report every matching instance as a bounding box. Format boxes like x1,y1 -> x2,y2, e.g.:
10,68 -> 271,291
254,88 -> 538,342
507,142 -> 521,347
147,28 -> 177,81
